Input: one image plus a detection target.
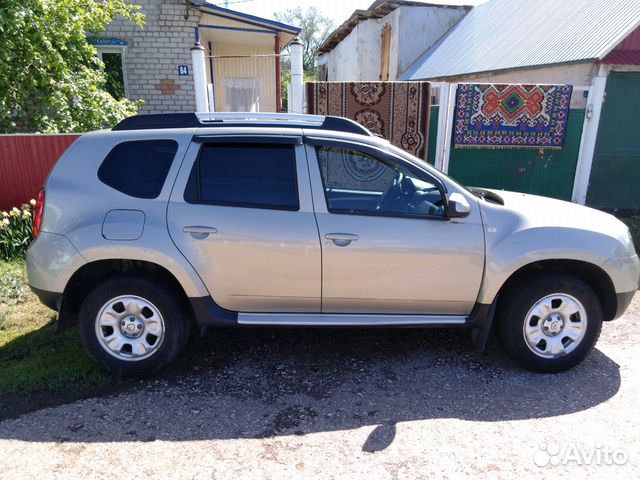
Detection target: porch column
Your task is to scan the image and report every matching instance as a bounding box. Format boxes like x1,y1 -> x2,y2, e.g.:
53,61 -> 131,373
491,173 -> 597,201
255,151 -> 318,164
289,37 -> 304,114
275,34 -> 282,112
571,65 -> 609,205
191,28 -> 209,112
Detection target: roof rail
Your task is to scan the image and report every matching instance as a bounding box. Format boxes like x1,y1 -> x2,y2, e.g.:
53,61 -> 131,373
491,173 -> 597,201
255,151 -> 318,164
112,113 -> 372,136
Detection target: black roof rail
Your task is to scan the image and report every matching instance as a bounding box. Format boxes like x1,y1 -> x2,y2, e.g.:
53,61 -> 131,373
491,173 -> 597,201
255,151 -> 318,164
112,113 -> 200,130
112,113 -> 372,136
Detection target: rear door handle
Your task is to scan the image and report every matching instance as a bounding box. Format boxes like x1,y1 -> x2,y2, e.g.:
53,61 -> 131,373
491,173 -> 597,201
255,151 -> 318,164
325,233 -> 359,247
183,226 -> 218,239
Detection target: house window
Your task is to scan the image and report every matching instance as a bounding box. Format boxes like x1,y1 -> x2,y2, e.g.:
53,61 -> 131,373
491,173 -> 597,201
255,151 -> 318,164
380,25 -> 391,81
101,50 -> 126,99
89,39 -> 128,100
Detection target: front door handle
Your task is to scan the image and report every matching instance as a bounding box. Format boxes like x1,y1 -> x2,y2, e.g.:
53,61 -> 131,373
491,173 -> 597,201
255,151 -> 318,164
183,226 -> 218,239
325,233 -> 359,247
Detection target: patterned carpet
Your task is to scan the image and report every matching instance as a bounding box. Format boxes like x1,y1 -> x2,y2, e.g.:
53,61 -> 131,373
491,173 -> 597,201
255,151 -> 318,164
307,82 -> 431,161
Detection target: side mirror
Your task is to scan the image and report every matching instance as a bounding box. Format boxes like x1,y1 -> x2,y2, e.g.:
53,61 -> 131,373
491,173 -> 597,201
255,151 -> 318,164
446,192 -> 471,219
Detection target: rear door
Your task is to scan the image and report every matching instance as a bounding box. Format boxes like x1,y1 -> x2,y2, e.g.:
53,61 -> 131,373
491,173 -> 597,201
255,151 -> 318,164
167,135 -> 321,312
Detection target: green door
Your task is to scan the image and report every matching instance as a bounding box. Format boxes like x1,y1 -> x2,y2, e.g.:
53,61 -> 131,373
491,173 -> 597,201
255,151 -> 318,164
587,72 -> 640,211
447,109 -> 585,201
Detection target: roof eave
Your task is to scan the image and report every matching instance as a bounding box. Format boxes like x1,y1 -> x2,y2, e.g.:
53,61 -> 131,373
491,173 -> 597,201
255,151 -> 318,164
409,59 -> 597,82
197,2 -> 301,35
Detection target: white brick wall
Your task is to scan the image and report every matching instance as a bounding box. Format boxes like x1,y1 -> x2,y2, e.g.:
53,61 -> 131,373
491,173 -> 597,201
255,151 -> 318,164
103,0 -> 202,113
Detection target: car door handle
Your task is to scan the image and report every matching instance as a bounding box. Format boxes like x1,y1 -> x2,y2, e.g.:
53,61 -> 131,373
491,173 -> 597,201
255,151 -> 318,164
325,233 -> 359,246
183,226 -> 218,239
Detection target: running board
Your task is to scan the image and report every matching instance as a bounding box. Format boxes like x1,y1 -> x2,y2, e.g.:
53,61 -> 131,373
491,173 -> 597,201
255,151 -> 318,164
237,313 -> 469,327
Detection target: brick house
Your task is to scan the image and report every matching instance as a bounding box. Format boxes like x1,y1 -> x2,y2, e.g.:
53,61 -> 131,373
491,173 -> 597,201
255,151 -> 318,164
97,1 -> 300,113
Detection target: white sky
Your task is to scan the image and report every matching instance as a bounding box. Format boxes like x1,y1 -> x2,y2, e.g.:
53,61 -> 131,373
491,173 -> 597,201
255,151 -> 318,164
213,0 -> 487,26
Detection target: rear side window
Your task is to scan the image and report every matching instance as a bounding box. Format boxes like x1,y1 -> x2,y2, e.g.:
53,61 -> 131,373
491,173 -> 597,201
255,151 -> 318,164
98,140 -> 178,199
185,143 -> 299,211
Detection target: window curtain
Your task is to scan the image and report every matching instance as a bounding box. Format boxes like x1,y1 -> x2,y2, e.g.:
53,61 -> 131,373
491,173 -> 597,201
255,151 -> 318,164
223,77 -> 261,112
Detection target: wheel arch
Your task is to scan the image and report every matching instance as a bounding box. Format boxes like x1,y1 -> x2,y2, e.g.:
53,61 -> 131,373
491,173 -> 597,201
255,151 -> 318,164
59,259 -> 196,330
494,259 -> 617,322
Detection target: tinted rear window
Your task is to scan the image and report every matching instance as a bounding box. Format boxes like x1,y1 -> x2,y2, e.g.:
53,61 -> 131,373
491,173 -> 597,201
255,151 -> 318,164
98,140 -> 178,199
185,143 -> 298,211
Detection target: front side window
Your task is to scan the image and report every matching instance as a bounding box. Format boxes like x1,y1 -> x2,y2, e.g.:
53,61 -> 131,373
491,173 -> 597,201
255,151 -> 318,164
316,146 -> 445,218
98,140 -> 178,199
186,143 -> 299,211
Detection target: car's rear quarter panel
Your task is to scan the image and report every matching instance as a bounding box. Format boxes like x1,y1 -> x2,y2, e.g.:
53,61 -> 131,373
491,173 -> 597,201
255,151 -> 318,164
28,128 -> 210,299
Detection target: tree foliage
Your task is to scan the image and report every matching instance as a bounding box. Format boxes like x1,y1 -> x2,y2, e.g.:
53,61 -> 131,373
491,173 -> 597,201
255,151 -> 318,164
274,7 -> 335,75
0,0 -> 144,133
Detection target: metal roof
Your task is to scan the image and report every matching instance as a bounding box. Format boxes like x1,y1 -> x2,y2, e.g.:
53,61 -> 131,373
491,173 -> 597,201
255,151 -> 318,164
402,0 -> 640,80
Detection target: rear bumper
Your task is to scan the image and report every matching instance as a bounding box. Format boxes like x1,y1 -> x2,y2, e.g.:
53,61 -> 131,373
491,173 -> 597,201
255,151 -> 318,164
30,286 -> 62,312
26,232 -> 86,293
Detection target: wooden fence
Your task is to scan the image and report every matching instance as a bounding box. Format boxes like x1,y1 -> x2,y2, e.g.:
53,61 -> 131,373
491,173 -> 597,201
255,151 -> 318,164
0,134 -> 79,211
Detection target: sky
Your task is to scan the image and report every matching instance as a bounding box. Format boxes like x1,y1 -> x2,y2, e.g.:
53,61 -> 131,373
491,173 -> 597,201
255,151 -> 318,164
211,0 -> 487,26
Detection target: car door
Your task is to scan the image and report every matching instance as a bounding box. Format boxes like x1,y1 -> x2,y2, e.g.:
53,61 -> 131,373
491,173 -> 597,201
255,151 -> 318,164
167,135 -> 321,313
305,138 -> 485,315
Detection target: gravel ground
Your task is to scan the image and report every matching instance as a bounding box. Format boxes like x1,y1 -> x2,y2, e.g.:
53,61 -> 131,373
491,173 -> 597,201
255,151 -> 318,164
0,293 -> 638,479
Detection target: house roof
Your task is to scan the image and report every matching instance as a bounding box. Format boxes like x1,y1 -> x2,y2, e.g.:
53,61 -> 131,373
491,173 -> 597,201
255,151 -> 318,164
402,0 -> 640,80
197,2 -> 302,36
317,1 -> 471,55
196,1 -> 302,49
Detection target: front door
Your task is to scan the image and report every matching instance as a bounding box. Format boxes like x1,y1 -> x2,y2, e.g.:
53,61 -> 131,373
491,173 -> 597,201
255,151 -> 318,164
306,141 -> 485,315
168,138 -> 321,312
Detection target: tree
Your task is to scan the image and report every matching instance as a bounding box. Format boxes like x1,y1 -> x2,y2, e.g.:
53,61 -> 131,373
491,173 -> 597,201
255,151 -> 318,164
274,7 -> 335,75
0,0 -> 144,133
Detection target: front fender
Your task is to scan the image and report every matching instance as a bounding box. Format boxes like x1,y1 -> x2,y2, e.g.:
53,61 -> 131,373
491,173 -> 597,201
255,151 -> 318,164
477,226 -> 617,304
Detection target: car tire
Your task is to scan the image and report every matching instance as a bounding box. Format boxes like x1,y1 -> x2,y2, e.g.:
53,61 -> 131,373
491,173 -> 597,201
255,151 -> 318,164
78,275 -> 190,375
495,273 -> 603,373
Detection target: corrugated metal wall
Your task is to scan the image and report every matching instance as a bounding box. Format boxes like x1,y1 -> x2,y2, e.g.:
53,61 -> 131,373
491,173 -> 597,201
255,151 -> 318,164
0,135 -> 79,211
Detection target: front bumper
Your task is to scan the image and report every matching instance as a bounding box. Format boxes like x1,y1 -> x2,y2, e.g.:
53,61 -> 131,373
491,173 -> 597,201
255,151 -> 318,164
602,254 -> 640,293
614,291 -> 636,320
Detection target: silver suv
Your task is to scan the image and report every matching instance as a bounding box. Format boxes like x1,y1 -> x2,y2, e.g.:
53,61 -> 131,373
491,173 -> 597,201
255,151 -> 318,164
27,113 -> 639,375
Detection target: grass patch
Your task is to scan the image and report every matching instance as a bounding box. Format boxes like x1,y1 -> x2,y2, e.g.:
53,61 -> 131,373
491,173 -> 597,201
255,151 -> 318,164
0,260 -> 114,404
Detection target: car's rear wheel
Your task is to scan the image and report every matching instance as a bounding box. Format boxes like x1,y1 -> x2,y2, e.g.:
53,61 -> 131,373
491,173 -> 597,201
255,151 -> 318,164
495,273 -> 603,373
78,275 -> 190,375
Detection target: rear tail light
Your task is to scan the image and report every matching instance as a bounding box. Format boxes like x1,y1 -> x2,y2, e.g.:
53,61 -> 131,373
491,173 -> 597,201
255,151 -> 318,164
33,189 -> 45,239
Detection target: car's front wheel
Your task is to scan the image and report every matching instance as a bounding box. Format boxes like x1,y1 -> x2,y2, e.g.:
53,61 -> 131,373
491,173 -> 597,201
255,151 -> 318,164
495,273 -> 603,373
78,275 -> 190,375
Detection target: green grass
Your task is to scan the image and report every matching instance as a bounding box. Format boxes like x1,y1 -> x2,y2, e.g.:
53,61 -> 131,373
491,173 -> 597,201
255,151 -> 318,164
0,260 -> 111,399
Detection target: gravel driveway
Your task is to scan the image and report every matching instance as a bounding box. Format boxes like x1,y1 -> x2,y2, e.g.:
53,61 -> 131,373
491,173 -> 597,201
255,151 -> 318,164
0,294 -> 638,479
